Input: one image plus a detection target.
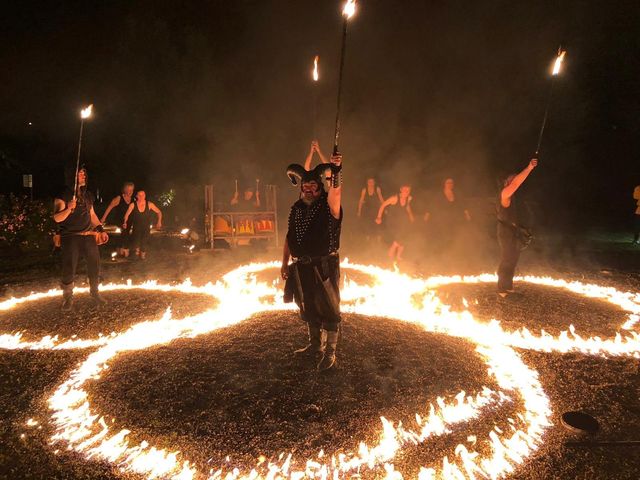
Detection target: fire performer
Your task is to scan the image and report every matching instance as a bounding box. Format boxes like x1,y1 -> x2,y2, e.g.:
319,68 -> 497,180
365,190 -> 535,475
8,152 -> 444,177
123,190 -> 162,260
497,158 -> 538,298
53,166 -> 109,311
100,181 -> 135,257
281,153 -> 343,372
375,185 -> 415,263
357,177 -> 384,242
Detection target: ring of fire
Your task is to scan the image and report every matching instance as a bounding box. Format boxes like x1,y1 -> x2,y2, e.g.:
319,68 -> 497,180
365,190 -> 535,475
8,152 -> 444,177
0,280 -> 221,350
47,262 -> 553,479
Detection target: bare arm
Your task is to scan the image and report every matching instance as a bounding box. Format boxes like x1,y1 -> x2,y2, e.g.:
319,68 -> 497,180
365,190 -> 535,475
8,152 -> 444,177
315,144 -> 329,165
149,202 -> 163,228
100,196 -> 120,224
123,203 -> 134,228
89,207 -> 102,228
230,193 -> 239,205
53,198 -> 75,223
376,196 -> 396,224
327,153 -> 342,219
501,158 -> 538,207
357,188 -> 366,217
376,186 -> 384,204
303,142 -> 315,171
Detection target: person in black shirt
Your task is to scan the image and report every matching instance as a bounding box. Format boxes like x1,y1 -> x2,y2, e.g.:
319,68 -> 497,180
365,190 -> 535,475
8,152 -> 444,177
123,190 -> 163,260
497,158 -> 537,297
281,153 -> 343,371
53,167 -> 109,311
100,181 -> 134,257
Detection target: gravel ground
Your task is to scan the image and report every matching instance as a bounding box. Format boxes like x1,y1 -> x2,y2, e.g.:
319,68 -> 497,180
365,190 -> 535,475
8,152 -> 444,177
1,247 -> 639,479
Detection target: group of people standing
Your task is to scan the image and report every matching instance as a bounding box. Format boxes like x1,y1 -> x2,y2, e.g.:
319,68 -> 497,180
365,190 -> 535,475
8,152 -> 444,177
100,182 -> 163,260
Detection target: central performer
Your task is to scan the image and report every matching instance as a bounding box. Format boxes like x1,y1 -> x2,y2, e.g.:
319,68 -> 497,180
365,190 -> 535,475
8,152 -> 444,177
281,152 -> 343,372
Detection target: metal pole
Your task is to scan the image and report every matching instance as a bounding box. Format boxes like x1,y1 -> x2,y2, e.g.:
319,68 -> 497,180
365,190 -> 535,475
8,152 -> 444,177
333,18 -> 349,155
535,78 -> 556,156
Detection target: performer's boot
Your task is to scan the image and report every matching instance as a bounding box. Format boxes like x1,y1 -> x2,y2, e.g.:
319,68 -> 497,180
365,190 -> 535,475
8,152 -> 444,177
61,282 -> 74,312
89,282 -> 107,307
294,324 -> 324,358
317,330 -> 338,372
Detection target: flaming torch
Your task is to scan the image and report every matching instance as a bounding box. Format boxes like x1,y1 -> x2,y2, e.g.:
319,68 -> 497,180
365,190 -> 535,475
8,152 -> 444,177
534,48 -> 566,156
73,104 -> 93,200
312,55 -> 319,138
332,0 -> 357,155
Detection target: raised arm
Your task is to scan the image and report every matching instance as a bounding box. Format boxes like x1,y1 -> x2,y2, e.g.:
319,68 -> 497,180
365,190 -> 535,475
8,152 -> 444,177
357,188 -> 366,217
376,196 -> 397,224
315,143 -> 329,165
100,196 -> 120,224
303,141 -> 316,171
149,202 -> 163,228
53,197 -> 76,223
501,158 -> 538,207
327,153 -> 342,219
123,203 -> 135,228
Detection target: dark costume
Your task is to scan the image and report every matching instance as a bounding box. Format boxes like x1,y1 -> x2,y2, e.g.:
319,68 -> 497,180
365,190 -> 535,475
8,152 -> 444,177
129,200 -> 153,254
429,192 -> 468,253
284,163 -> 343,371
114,194 -> 133,248
496,193 -> 521,293
360,187 -> 379,238
383,196 -> 412,245
56,185 -> 104,309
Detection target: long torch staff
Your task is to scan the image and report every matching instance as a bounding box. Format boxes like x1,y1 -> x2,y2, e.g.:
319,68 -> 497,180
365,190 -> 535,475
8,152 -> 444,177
332,0 -> 357,155
535,48 -> 565,156
73,104 -> 93,205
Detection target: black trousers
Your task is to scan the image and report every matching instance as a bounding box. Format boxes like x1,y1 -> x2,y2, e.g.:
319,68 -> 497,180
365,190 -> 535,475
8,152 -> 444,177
297,257 -> 341,332
497,225 -> 520,292
61,235 -> 100,288
130,225 -> 150,252
120,223 -> 132,249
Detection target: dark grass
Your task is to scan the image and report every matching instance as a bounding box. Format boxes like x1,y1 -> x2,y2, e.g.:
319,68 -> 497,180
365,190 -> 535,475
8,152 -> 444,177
1,291 -> 217,342
1,247 -> 640,479
89,312 -> 496,475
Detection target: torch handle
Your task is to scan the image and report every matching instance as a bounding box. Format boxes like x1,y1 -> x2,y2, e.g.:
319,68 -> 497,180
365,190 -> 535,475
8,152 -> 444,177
333,18 -> 349,155
535,77 -> 556,156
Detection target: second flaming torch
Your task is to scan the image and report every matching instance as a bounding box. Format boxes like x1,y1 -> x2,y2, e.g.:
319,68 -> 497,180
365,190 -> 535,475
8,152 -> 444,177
535,48 -> 566,156
332,0 -> 357,155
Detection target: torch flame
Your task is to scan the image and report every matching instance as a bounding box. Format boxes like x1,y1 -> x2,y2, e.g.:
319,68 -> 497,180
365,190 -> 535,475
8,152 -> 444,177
313,55 -> 319,82
342,0 -> 356,19
80,104 -> 93,119
552,49 -> 566,76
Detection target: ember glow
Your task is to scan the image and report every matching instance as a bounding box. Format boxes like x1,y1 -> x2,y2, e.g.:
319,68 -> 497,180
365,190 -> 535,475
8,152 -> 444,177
312,55 -> 319,82
342,0 -> 356,19
80,104 -> 93,119
552,49 -> 566,76
1,261 -> 635,477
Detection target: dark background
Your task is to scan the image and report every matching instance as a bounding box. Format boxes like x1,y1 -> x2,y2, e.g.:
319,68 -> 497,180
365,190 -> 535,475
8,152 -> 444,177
1,0 -> 638,226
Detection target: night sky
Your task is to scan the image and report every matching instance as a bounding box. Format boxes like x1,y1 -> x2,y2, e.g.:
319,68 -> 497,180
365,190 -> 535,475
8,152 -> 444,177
1,1 -> 638,224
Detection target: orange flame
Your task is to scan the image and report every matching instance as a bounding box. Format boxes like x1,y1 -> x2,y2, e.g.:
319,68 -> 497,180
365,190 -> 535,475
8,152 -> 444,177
552,49 -> 566,76
80,104 -> 93,119
343,0 -> 356,19
313,55 -> 319,82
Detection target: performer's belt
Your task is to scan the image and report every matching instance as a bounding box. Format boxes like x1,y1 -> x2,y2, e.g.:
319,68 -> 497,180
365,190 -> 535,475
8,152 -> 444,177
292,252 -> 338,265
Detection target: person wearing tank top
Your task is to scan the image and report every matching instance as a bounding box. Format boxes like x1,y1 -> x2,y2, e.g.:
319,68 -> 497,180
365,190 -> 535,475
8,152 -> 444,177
497,158 -> 538,297
375,185 -> 415,263
123,190 -> 163,260
53,167 -> 109,311
101,182 -> 134,257
357,177 -> 384,241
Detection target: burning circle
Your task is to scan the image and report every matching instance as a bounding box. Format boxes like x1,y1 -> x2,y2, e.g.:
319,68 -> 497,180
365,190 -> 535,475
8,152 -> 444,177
47,262 -> 552,479
6,261 -> 637,478
0,280 -> 220,350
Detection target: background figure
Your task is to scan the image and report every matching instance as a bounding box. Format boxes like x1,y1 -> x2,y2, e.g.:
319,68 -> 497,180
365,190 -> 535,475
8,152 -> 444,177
357,177 -> 384,242
424,178 -> 471,258
100,181 -> 134,257
496,158 -> 537,297
231,185 -> 261,211
633,184 -> 640,244
303,140 -> 329,171
123,190 -> 162,260
376,185 -> 415,263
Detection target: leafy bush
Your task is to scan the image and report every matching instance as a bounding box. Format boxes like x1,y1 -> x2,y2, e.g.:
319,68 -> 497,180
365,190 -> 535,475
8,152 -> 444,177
0,194 -> 55,251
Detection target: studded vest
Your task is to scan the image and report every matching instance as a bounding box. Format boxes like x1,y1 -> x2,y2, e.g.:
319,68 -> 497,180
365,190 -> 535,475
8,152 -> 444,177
286,192 -> 342,258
